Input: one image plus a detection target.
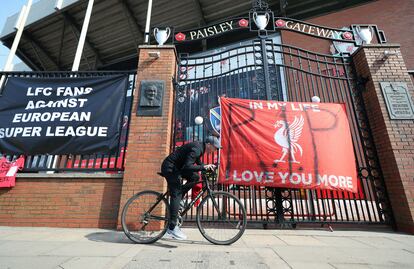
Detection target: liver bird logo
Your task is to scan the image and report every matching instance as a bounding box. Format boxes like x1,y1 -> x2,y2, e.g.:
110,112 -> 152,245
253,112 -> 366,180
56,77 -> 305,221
274,115 -> 305,164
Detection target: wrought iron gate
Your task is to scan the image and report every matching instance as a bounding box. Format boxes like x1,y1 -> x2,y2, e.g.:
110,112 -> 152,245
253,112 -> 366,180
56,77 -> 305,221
172,26 -> 393,227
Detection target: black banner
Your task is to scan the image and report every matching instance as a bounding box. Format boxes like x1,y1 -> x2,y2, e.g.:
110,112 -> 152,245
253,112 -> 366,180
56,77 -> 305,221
0,75 -> 128,155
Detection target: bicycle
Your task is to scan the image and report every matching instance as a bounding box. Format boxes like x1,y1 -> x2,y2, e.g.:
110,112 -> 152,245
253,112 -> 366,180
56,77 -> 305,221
121,169 -> 247,245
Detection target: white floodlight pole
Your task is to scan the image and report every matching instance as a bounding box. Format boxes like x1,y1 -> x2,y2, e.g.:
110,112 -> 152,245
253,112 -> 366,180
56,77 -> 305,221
48,0 -> 94,173
14,5 -> 28,31
2,0 -> 32,72
144,0 -> 153,43
0,0 -> 32,90
72,0 -> 94,71
54,0 -> 64,10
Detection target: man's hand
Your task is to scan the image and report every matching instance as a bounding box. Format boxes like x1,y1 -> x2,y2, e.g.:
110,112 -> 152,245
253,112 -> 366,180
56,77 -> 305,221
204,164 -> 216,171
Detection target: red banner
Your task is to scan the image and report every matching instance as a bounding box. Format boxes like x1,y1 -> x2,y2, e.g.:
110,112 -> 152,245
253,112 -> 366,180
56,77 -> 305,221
218,98 -> 358,193
0,156 -> 25,188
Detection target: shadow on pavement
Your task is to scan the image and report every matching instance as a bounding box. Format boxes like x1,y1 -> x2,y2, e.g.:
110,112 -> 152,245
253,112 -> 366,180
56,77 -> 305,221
85,231 -> 131,244
84,231 -> 214,248
160,237 -> 212,246
84,231 -> 180,248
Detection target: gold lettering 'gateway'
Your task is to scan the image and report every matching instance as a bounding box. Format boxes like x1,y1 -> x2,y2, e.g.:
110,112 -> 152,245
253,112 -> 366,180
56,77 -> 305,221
189,21 -> 234,40
284,21 -> 343,39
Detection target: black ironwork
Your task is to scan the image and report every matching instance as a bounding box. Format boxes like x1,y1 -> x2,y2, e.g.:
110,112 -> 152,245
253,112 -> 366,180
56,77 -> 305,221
351,69 -> 395,227
0,70 -> 136,173
174,33 -> 393,227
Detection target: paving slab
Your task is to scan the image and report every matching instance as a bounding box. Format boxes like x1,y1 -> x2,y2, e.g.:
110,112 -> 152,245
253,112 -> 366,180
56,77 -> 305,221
59,256 -> 114,269
350,236 -> 409,249
272,245 -> 368,264
46,241 -> 133,257
242,234 -> 287,247
0,256 -> 70,269
339,247 -> 414,266
0,241 -> 66,256
330,263 -> 413,269
311,235 -> 372,248
252,247 -> 291,269
328,263 -> 371,269
288,261 -> 335,269
105,245 -> 144,269
276,235 -> 327,246
0,230 -> 18,239
1,231 -> 53,241
38,232 -> 86,242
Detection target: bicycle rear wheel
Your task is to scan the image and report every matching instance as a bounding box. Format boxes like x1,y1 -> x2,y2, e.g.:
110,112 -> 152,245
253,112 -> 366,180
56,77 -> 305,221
196,191 -> 247,245
121,190 -> 169,244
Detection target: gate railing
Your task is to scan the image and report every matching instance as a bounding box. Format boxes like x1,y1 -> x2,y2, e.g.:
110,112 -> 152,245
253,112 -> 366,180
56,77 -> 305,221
174,37 -> 393,225
0,71 -> 136,173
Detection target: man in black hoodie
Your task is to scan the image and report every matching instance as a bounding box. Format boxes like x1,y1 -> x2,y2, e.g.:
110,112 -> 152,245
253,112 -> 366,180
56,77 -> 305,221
161,136 -> 220,240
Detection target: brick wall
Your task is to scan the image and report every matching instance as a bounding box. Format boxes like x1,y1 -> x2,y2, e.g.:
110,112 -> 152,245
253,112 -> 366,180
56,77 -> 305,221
0,175 -> 122,228
117,46 -> 177,228
282,0 -> 414,70
353,44 -> 414,233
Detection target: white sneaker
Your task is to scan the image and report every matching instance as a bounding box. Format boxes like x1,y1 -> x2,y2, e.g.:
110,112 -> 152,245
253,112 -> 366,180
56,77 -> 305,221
166,226 -> 187,240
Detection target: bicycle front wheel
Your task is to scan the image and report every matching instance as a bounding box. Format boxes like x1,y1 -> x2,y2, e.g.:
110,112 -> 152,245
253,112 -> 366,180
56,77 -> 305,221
121,190 -> 169,244
196,191 -> 247,245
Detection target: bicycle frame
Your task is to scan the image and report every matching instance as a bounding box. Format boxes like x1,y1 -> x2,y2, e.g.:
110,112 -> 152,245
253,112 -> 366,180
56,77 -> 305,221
179,180 -> 211,217
144,171 -> 218,221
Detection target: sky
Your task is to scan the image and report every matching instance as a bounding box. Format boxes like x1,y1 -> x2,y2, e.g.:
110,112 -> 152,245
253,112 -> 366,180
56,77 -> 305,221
0,0 -> 39,70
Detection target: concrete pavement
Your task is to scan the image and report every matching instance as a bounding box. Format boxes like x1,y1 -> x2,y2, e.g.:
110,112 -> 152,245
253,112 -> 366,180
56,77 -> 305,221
0,226 -> 413,269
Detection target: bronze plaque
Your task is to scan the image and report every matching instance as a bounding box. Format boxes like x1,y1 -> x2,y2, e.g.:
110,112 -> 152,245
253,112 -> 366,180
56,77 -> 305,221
380,82 -> 414,120
136,80 -> 164,116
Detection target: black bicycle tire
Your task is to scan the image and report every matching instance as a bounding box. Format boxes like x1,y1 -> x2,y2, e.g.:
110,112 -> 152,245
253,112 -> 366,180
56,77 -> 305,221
121,190 -> 170,244
196,191 -> 247,245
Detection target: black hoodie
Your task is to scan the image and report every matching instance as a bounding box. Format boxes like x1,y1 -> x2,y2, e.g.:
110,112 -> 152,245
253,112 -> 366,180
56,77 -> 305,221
161,141 -> 205,176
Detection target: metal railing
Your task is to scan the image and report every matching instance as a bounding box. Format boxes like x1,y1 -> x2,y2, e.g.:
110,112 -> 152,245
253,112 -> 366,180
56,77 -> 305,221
0,71 -> 136,173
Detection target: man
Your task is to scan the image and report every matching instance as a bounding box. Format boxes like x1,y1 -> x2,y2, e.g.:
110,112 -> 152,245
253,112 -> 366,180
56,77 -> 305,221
140,85 -> 160,107
161,136 -> 221,240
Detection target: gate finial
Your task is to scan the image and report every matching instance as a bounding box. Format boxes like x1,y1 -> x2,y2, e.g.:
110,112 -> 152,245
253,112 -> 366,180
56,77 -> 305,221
252,0 -> 269,11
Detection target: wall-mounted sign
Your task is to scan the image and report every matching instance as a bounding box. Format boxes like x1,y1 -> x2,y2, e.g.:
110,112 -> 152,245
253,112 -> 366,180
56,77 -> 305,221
274,18 -> 354,42
172,16 -> 386,46
174,18 -> 249,43
380,82 -> 414,120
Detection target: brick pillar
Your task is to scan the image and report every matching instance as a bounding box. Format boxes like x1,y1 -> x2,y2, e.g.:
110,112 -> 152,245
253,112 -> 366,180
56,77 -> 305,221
117,45 -> 176,229
353,44 -> 414,234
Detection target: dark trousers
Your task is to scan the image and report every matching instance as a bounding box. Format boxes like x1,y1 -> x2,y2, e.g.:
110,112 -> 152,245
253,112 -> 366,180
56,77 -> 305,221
164,172 -> 199,229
